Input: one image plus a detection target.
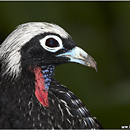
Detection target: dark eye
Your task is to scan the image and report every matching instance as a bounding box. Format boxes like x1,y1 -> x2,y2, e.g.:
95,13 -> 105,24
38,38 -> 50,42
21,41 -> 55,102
40,35 -> 63,52
46,38 -> 59,48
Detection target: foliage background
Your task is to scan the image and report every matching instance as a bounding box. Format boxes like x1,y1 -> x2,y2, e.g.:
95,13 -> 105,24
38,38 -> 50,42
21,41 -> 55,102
0,2 -> 130,128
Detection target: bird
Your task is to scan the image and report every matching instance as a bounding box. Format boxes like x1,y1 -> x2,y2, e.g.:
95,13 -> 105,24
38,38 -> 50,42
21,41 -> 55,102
0,22 -> 102,129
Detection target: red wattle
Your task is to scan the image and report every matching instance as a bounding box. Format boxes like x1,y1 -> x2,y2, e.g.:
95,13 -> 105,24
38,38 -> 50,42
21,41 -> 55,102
33,67 -> 49,107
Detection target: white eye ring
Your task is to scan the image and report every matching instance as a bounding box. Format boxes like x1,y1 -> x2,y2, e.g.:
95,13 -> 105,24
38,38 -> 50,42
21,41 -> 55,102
39,35 -> 64,53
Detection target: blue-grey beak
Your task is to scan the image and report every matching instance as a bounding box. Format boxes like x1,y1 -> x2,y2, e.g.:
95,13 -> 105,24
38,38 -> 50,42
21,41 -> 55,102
57,46 -> 97,72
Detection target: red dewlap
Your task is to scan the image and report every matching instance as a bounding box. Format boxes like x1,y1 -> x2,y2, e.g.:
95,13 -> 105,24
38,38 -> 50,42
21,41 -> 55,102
34,67 -> 49,107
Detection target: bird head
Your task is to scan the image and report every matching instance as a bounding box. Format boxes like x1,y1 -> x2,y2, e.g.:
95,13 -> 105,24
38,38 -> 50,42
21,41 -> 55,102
0,22 -> 97,79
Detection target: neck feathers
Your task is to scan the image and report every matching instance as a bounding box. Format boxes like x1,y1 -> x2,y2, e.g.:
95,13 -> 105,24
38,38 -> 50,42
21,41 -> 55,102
41,65 -> 55,90
33,65 -> 55,107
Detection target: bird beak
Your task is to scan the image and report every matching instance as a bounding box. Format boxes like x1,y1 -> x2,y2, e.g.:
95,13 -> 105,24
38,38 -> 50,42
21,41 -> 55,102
57,46 -> 98,72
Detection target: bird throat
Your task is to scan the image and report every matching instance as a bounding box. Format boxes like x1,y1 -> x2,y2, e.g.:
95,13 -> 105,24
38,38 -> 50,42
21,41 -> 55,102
33,65 -> 55,107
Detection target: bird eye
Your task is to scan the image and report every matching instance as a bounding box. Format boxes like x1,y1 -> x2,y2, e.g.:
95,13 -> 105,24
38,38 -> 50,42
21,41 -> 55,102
40,35 -> 64,53
46,38 -> 59,48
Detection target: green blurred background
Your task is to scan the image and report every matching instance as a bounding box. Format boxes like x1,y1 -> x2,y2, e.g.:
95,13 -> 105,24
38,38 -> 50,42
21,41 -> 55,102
0,2 -> 130,128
